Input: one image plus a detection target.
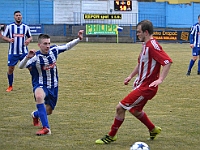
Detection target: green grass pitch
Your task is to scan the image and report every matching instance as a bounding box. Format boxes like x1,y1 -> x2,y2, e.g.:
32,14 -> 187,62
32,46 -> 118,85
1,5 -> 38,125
0,42 -> 199,150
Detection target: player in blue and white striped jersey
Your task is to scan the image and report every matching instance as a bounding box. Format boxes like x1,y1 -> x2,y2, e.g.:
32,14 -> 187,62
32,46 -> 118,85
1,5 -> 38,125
19,30 -> 84,135
2,11 -> 32,91
186,14 -> 200,75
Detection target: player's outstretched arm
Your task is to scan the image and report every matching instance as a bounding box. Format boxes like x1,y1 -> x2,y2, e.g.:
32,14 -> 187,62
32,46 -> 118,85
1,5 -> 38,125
56,30 -> 84,53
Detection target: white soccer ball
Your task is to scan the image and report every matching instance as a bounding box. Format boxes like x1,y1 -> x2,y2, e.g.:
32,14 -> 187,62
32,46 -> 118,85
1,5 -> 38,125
130,142 -> 150,150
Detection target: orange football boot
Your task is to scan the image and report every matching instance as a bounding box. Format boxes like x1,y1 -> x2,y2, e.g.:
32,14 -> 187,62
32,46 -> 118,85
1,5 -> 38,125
6,86 -> 13,92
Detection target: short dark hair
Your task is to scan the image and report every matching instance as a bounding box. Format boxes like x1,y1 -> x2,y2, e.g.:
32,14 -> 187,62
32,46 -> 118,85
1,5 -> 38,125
198,14 -> 200,19
38,34 -> 50,43
137,20 -> 154,35
14,11 -> 21,15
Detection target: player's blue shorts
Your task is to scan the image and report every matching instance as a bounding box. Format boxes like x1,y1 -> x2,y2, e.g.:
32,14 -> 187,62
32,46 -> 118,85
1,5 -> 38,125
192,47 -> 200,56
33,86 -> 58,110
8,53 -> 27,66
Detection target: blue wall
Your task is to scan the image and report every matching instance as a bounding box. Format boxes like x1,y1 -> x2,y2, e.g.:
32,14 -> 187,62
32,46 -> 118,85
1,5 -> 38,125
0,0 -> 53,24
166,3 -> 193,28
138,2 -> 200,28
138,2 -> 166,27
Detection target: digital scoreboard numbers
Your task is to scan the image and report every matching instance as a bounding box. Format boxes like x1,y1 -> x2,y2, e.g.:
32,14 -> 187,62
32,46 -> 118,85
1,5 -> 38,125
114,0 -> 132,11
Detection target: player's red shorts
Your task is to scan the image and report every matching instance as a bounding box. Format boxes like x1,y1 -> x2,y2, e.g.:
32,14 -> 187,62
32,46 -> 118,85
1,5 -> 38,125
119,87 -> 158,114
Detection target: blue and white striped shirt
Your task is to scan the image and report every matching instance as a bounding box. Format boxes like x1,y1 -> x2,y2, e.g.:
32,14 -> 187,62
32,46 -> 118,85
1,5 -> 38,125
25,38 -> 80,90
3,22 -> 32,55
190,22 -> 200,47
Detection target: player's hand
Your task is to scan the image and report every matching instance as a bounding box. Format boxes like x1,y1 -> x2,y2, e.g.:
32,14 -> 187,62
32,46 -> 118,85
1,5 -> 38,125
124,76 -> 131,85
190,44 -> 194,49
26,49 -> 36,58
24,39 -> 31,46
9,38 -> 14,43
149,79 -> 162,87
78,30 -> 84,40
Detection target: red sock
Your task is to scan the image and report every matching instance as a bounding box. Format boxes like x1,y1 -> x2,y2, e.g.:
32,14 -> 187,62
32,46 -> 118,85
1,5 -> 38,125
108,117 -> 124,137
136,111 -> 155,131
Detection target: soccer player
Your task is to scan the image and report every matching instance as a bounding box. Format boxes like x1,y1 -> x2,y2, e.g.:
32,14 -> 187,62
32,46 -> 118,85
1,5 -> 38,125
1,11 -> 32,92
95,20 -> 172,144
18,30 -> 84,135
186,14 -> 200,76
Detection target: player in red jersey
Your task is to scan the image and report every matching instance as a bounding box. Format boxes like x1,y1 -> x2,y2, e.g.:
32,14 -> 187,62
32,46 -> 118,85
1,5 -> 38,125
95,20 -> 173,144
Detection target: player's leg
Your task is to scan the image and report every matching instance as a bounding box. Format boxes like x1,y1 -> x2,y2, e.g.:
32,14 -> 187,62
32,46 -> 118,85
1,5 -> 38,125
187,48 -> 197,75
129,88 -> 161,140
34,87 -> 51,135
6,66 -> 15,92
32,86 -> 57,126
45,104 -> 53,115
6,54 -> 20,92
31,105 -> 53,126
44,86 -> 58,115
95,104 -> 125,144
96,89 -> 149,144
109,105 -> 125,137
128,91 -> 155,132
6,55 -> 15,92
131,110 -> 161,140
132,110 -> 155,132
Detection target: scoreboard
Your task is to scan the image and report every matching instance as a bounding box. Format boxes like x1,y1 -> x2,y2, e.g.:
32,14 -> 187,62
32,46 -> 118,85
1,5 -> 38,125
114,0 -> 132,11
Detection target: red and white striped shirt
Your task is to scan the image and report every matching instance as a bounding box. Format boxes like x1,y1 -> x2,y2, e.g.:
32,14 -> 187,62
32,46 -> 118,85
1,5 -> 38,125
133,38 -> 172,89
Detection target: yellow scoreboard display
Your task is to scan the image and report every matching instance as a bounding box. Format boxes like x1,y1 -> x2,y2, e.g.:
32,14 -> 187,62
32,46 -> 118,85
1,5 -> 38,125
114,0 -> 132,11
